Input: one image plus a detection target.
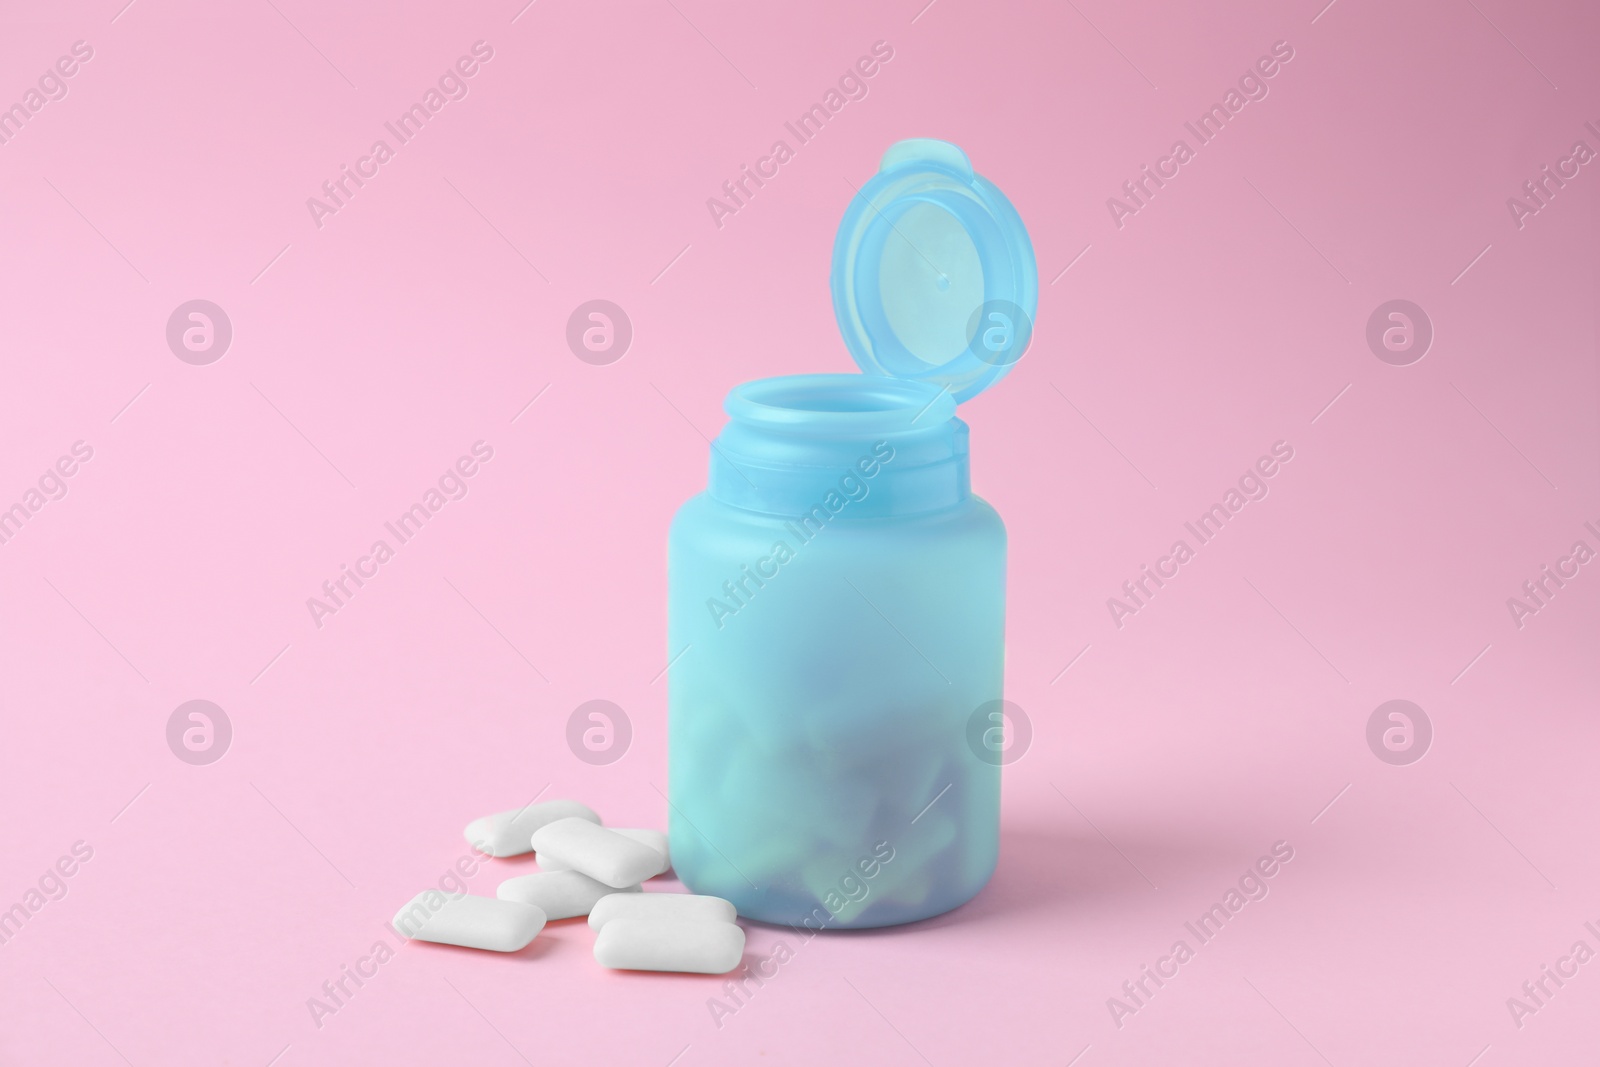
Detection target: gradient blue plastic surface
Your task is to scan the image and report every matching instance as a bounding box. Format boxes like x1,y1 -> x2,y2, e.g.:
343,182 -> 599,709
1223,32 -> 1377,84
667,140 -> 1033,927
668,375 -> 1006,926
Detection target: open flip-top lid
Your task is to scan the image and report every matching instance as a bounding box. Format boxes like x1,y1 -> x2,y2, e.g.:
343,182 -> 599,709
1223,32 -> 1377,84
830,139 -> 1038,404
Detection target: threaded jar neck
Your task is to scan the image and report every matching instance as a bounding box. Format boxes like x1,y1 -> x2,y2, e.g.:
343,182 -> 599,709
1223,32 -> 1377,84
708,374 -> 969,517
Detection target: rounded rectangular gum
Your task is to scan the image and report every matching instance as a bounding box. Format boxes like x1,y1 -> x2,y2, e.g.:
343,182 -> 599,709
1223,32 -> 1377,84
496,871 -> 640,920
463,799 -> 600,858
531,818 -> 669,888
391,892 -> 545,952
593,917 -> 744,974
588,892 -> 737,930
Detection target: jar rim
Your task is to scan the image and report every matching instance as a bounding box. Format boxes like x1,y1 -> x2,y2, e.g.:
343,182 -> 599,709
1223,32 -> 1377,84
725,374 -> 956,433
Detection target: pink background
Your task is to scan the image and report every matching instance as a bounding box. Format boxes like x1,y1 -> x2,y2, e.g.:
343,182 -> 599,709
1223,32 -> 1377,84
2,0 -> 1597,1063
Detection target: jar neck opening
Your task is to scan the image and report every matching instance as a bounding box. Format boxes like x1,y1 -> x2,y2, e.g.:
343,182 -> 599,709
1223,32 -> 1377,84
709,375 -> 969,517
725,374 -> 957,433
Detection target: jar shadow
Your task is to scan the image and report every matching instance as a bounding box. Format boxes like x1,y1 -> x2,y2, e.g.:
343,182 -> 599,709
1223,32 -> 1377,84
737,819 -> 1231,938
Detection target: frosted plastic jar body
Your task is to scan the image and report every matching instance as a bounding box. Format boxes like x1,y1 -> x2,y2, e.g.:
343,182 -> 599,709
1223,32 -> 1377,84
667,374 -> 1004,928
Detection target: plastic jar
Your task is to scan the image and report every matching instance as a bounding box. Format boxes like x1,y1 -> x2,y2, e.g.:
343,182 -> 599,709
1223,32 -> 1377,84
667,139 -> 1036,928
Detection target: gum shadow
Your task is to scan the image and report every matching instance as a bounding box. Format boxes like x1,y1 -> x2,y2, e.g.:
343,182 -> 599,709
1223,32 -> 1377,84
411,935 -> 558,961
585,956 -> 753,983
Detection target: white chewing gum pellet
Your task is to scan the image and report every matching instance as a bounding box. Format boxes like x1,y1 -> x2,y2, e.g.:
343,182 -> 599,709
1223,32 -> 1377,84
593,918 -> 745,974
538,829 -> 669,875
496,871 -> 641,920
464,799 -> 599,858
531,818 -> 669,889
391,892 -> 545,952
588,892 -> 737,931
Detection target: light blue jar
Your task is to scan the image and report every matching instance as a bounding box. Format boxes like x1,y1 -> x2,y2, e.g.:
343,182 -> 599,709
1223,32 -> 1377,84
668,139 -> 1036,928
